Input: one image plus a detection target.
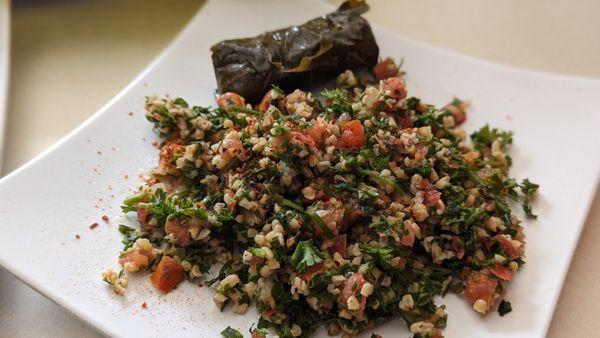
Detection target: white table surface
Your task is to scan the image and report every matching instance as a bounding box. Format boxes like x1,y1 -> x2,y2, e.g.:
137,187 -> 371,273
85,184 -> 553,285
2,0 -> 600,337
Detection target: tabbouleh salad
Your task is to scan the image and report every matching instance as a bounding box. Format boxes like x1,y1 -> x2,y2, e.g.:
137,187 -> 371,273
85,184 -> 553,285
102,58 -> 538,338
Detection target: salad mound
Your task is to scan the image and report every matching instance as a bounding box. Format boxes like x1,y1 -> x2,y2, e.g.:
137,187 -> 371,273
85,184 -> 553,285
103,59 -> 538,338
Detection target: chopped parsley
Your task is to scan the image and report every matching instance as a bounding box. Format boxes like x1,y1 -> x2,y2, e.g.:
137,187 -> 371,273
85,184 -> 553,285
291,240 -> 326,272
498,300 -> 512,316
221,326 -> 244,338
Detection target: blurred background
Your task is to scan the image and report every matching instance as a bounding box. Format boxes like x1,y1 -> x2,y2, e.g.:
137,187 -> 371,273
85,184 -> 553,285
1,0 -> 599,337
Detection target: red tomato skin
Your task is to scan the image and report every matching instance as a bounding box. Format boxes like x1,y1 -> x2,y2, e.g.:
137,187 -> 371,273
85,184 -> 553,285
464,270 -> 498,304
137,208 -> 153,231
217,92 -> 245,111
165,219 -> 191,246
257,92 -> 271,112
119,252 -> 148,270
289,131 -> 316,148
425,190 -> 443,208
495,235 -> 519,260
330,234 -> 347,257
491,264 -> 514,281
342,273 -> 367,311
299,263 -> 327,282
454,109 -> 466,125
337,120 -> 365,150
373,58 -> 399,81
383,77 -> 407,101
151,256 -> 184,293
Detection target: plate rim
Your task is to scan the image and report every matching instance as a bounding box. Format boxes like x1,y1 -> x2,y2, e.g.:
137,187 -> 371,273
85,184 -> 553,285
0,1 -> 598,337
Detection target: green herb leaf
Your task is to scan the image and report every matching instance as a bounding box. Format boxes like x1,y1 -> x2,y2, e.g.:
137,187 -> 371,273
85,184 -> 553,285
118,224 -> 138,251
498,300 -> 512,316
359,243 -> 395,270
321,88 -> 352,117
228,105 -> 263,116
306,212 -> 334,239
221,326 -> 244,338
471,124 -> 513,151
121,191 -> 147,212
520,178 -> 539,197
173,97 -> 189,108
280,198 -> 306,213
520,178 -> 539,219
247,247 -> 267,258
291,240 -> 326,272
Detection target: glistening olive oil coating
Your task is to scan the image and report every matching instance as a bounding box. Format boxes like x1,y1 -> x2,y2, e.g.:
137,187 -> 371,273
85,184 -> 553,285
103,63 -> 538,338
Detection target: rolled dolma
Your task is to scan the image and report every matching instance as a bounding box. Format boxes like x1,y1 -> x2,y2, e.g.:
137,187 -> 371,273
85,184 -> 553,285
210,0 -> 379,103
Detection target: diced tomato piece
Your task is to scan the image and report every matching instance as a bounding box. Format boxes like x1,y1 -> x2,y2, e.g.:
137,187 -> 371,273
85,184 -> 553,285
444,103 -> 467,125
360,294 -> 367,311
137,208 -> 153,231
342,273 -> 367,311
311,177 -> 328,201
401,229 -> 415,247
150,256 -> 184,293
383,77 -> 407,101
495,235 -> 519,260
431,330 -> 444,338
216,92 -> 245,112
305,119 -> 328,146
342,273 -> 365,300
425,190 -> 443,208
119,251 -> 149,272
289,131 -> 316,148
464,270 -> 498,304
261,308 -> 277,322
374,58 -> 399,81
337,120 -> 365,150
415,144 -> 429,162
401,223 -> 418,247
396,113 -> 413,129
221,138 -> 245,161
299,263 -> 327,282
348,208 -> 366,223
345,199 -> 367,224
257,91 -> 272,113
330,234 -> 347,257
463,151 -> 480,164
454,109 -> 466,125
491,264 -> 514,281
305,127 -> 322,146
165,219 -> 191,246
450,236 -> 465,259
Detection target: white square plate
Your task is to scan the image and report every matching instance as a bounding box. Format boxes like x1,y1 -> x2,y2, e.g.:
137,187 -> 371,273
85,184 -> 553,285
0,1 -> 599,337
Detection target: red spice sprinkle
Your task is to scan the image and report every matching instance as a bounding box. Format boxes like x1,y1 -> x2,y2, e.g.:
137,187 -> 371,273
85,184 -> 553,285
141,302 -> 147,309
75,234 -> 81,239
102,215 -> 109,222
89,222 -> 99,230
